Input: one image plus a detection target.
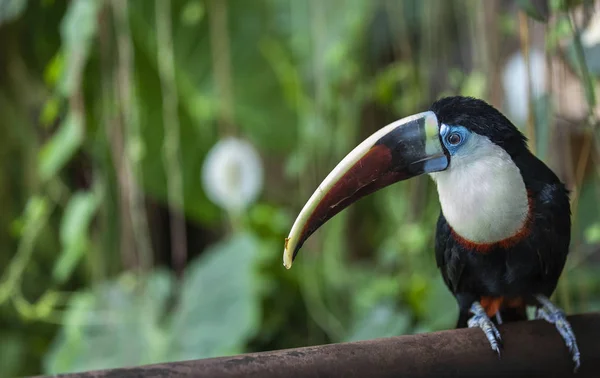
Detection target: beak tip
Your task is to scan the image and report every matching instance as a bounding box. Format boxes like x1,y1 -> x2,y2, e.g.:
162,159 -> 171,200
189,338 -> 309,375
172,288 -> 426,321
283,237 -> 294,269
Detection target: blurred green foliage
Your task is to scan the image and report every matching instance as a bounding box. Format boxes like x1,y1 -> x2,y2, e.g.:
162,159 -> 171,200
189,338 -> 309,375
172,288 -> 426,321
0,0 -> 599,376
44,233 -> 263,372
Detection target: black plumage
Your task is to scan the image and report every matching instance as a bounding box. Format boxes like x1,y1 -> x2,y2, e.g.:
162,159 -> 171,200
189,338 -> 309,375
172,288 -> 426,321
430,97 -> 571,327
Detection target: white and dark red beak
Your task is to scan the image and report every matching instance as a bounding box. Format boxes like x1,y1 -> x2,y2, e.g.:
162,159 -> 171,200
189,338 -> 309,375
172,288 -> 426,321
283,111 -> 449,269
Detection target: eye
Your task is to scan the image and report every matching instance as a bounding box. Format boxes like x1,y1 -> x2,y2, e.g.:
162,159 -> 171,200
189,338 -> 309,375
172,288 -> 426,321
447,132 -> 462,145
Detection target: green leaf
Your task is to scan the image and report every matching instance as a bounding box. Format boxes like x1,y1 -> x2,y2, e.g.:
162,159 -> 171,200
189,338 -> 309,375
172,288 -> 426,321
371,62 -> 412,105
23,196 -> 50,228
517,0 -> 550,22
58,0 -> 100,96
584,223 -> 600,244
180,0 -> 204,26
38,112 -> 84,181
40,95 -> 61,127
44,233 -> 264,374
43,270 -> 175,374
0,0 -> 27,26
169,233 -> 262,360
344,301 -> 410,342
550,0 -> 585,11
53,191 -> 99,283
546,17 -> 571,52
43,51 -> 64,88
259,37 -> 309,113
460,71 -> 487,99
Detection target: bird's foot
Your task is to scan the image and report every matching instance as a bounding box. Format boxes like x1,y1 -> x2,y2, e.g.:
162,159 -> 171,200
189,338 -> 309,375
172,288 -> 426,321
535,295 -> 580,372
468,301 -> 502,357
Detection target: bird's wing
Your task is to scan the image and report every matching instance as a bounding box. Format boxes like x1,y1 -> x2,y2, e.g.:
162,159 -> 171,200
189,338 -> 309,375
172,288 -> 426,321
515,150 -> 572,293
532,182 -> 571,285
435,212 -> 465,294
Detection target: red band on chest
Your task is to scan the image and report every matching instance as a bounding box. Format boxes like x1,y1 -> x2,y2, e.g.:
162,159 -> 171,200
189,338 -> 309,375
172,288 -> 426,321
450,191 -> 534,254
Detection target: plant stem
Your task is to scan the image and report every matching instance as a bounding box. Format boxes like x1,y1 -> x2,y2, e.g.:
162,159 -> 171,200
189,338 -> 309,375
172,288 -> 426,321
519,11 -> 537,156
208,0 -> 236,136
112,0 -> 155,272
156,0 -> 188,277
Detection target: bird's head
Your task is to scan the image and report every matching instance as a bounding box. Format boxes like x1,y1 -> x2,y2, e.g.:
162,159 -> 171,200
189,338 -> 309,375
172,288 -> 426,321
429,96 -> 527,164
283,96 -> 529,268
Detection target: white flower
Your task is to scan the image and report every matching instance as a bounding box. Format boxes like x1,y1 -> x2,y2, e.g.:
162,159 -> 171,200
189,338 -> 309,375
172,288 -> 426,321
582,12 -> 600,48
502,49 -> 546,125
201,137 -> 264,213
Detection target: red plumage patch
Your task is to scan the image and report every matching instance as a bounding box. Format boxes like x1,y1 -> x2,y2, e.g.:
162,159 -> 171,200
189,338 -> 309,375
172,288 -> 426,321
480,296 -> 524,317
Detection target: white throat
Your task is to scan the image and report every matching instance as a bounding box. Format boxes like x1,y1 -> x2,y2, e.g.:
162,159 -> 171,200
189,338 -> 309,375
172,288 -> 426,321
430,134 -> 529,244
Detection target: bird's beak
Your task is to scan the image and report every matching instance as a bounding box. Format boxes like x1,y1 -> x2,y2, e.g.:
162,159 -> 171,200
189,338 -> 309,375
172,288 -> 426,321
283,111 -> 448,269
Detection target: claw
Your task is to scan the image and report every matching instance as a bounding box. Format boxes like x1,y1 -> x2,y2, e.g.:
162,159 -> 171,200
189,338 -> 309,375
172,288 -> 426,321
535,295 -> 581,372
468,301 -> 503,358
495,311 -> 503,325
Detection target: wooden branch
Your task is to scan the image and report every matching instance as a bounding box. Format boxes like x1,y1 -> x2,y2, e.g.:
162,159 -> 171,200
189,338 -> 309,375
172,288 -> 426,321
39,313 -> 600,378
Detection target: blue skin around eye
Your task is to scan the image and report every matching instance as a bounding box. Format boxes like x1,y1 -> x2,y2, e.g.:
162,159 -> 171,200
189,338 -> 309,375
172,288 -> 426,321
440,125 -> 470,155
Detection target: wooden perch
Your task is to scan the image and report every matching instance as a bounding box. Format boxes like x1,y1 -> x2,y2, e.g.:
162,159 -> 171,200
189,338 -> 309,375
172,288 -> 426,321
39,313 -> 600,378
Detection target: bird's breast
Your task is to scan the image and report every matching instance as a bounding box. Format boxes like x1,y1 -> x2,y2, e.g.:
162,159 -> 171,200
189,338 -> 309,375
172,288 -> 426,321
432,140 -> 530,248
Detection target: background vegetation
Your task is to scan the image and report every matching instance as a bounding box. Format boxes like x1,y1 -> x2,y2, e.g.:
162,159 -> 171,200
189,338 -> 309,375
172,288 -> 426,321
1,0 -> 600,376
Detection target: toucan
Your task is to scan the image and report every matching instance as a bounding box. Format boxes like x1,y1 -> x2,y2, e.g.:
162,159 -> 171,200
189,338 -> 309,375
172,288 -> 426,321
282,96 -> 580,370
